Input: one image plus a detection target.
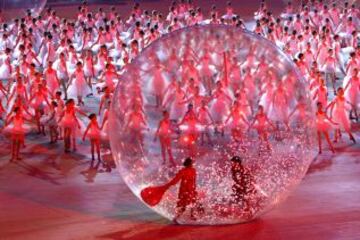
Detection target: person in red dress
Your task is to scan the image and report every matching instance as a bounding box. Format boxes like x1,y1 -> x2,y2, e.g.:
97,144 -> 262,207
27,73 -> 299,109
166,157 -> 199,222
140,157 -> 204,222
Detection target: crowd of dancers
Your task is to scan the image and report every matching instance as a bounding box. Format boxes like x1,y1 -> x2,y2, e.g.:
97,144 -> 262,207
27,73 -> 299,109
0,0 -> 359,170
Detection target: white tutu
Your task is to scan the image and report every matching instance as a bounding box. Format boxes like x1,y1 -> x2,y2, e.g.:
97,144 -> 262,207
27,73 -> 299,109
67,81 -> 91,98
169,101 -> 186,121
210,99 -> 229,123
0,65 -> 11,80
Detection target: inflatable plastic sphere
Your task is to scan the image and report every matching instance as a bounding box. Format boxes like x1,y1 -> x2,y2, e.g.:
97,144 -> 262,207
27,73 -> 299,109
0,0 -> 46,22
109,25 -> 317,225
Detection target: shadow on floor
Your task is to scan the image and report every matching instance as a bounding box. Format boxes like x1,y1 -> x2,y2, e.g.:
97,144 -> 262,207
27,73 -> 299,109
97,218 -> 277,240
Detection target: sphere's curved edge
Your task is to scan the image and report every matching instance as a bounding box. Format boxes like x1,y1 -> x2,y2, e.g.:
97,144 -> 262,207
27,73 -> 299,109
110,24 -> 317,225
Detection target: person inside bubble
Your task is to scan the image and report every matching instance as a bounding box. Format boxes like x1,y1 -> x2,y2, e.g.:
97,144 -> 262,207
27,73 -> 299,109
124,103 -> 148,148
249,105 -> 275,151
269,80 -> 290,130
224,100 -> 249,143
197,99 -> 214,145
154,110 -> 176,166
178,103 -> 200,158
165,157 -> 203,223
230,156 -> 257,214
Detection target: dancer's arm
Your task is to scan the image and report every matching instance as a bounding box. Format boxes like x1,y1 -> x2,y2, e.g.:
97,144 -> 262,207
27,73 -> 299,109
90,34 -> 100,49
287,105 -> 298,122
241,114 -> 250,127
82,123 -> 90,141
3,116 -> 13,128
248,117 -> 256,130
76,107 -> 88,117
165,170 -> 183,188
344,79 -> 351,91
206,109 -> 215,124
67,74 -> 74,89
74,114 -> 81,129
265,116 -> 275,129
0,87 -> 8,102
325,100 -> 335,118
100,115 -> 108,130
44,95 -> 51,108
313,89 -> 319,100
154,121 -> 161,141
98,97 -> 104,115
47,109 -> 56,123
6,89 -> 15,106
224,111 -> 232,125
325,114 -> 338,125
57,111 -> 65,125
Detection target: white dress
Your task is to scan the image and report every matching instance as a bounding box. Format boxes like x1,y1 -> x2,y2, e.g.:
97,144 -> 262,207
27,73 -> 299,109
0,55 -> 11,80
68,69 -> 90,98
331,97 -> 351,132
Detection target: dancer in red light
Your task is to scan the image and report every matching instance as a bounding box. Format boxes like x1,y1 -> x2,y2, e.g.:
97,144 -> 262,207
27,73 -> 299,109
124,103 -> 148,147
154,110 -> 175,166
316,102 -> 337,154
344,68 -> 360,120
67,62 -> 88,106
1,107 -> 33,161
44,61 -> 60,96
225,100 -> 249,143
210,81 -> 232,136
169,157 -> 200,222
42,101 -> 59,143
83,113 -> 102,169
58,99 -> 81,153
141,157 -> 202,222
250,105 -> 275,151
327,87 -> 356,144
313,78 -> 328,107
321,49 -> 338,93
197,99 -> 214,145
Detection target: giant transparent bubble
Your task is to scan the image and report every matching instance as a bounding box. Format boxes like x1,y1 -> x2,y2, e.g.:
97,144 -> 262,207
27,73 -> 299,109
0,0 -> 47,22
109,25 -> 317,225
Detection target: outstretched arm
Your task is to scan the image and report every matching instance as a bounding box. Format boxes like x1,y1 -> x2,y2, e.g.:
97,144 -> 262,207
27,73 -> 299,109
313,90 -> 319,100
344,79 -> 351,92
287,105 -> 298,121
100,115 -> 108,130
206,109 -> 215,124
154,121 -> 161,141
57,111 -> 65,125
241,114 -> 250,127
82,123 -> 91,141
224,111 -> 232,125
165,170 -> 183,187
265,116 -> 275,129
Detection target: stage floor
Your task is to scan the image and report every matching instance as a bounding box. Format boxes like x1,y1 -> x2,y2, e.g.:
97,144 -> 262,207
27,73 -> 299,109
0,127 -> 359,240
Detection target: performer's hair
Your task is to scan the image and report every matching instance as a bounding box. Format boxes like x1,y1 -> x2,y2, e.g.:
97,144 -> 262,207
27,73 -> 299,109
66,99 -> 74,105
231,156 -> 242,163
89,113 -> 96,120
183,157 -> 193,167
